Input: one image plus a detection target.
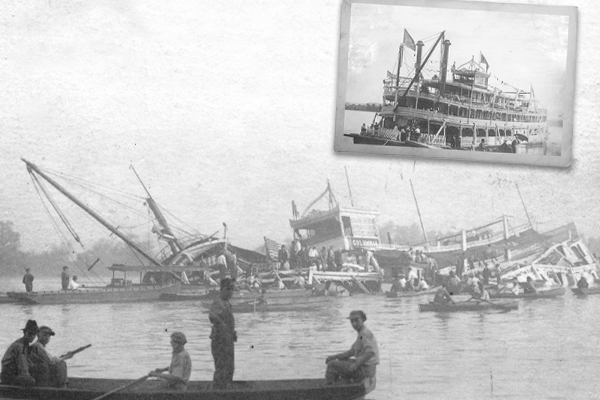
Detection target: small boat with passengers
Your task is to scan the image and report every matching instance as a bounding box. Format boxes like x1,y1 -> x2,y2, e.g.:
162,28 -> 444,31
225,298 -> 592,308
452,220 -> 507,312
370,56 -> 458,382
571,286 -> 600,295
419,299 -> 519,312
0,377 -> 367,400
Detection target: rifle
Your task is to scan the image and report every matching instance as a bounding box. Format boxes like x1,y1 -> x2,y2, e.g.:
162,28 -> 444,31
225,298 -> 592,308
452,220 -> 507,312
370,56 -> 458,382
59,344 -> 91,361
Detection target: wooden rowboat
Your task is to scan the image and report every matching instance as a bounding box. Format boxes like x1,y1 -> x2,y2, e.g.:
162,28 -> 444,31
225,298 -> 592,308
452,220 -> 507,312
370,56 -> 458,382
385,287 -> 438,298
161,288 -> 314,302
202,296 -> 332,313
0,377 -> 366,400
419,299 -> 519,312
489,286 -> 566,299
571,286 -> 600,295
6,283 -> 181,305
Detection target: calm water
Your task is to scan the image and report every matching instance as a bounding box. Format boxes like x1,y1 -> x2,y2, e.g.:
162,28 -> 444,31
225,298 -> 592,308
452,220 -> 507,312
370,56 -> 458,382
1,278 -> 600,399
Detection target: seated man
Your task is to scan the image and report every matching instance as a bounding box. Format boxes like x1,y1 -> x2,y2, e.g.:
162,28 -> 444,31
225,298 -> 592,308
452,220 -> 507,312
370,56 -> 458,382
29,326 -> 72,387
416,277 -> 429,291
149,332 -> 192,391
577,276 -> 589,289
522,277 -> 538,294
390,277 -> 403,294
325,310 -> 379,387
1,320 -> 39,386
433,285 -> 455,305
477,282 -> 490,301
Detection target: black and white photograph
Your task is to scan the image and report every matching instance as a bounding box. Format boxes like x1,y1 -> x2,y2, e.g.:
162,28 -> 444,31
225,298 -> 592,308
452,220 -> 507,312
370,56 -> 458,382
335,0 -> 577,167
0,0 -> 599,399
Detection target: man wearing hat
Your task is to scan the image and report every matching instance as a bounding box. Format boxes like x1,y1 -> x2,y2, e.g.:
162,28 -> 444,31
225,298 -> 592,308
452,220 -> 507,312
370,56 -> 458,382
29,326 -> 72,387
209,277 -> 237,389
22,268 -> 34,293
0,320 -> 39,386
149,331 -> 192,391
325,310 -> 379,388
61,266 -> 70,291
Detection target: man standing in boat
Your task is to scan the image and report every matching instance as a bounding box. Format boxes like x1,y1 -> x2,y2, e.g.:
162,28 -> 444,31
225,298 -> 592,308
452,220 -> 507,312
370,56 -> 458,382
1,320 -> 39,386
209,278 -> 237,389
325,310 -> 379,387
22,268 -> 34,293
61,266 -> 69,291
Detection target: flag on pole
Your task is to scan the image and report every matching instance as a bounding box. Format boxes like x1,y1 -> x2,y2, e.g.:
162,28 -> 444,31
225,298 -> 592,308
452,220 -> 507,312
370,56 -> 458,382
403,29 -> 416,51
387,70 -> 397,79
263,237 -> 281,261
480,52 -> 489,71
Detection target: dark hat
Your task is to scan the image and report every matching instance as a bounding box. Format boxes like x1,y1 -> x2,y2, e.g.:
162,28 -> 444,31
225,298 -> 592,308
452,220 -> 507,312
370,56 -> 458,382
63,266 -> 68,270
38,326 -> 55,336
347,310 -> 367,321
22,320 -> 39,334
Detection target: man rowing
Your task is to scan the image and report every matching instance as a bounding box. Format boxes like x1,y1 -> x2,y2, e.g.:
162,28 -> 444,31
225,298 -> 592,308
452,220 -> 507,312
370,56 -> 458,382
29,326 -> 73,387
523,277 -> 538,294
325,310 -> 379,387
433,284 -> 456,305
149,332 -> 191,391
1,320 -> 39,386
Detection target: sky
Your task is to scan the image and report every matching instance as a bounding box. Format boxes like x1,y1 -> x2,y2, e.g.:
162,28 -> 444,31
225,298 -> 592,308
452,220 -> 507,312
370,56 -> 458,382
0,0 -> 599,259
342,3 -> 571,135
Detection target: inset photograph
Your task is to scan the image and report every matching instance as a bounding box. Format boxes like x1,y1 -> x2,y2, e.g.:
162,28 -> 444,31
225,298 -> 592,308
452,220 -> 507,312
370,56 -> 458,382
335,0 -> 577,167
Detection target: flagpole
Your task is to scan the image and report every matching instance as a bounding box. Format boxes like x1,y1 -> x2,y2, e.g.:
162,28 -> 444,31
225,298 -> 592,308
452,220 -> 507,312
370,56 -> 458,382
394,44 -> 404,114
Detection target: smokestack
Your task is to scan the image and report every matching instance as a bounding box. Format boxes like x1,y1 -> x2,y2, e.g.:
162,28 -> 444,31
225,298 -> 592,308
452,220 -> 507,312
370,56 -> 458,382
440,39 -> 451,96
415,40 -> 424,82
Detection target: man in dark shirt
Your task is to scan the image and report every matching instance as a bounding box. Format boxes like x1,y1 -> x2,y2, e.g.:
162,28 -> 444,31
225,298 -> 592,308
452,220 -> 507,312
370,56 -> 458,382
22,269 -> 34,293
1,320 -> 39,386
61,266 -> 69,291
209,278 -> 237,389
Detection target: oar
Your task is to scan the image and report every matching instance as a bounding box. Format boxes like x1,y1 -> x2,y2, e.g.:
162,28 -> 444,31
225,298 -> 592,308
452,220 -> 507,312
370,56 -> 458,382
90,375 -> 150,400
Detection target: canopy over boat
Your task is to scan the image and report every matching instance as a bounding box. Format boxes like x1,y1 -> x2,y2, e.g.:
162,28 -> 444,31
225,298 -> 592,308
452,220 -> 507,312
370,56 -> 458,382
0,377 -> 367,400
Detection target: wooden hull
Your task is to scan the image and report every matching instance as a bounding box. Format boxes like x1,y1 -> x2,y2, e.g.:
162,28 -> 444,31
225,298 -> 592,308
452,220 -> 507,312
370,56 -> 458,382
6,283 -> 181,305
490,287 -> 565,299
161,288 -> 314,302
0,377 -> 366,400
419,299 -> 519,312
385,287 -> 438,298
203,296 -> 332,313
571,287 -> 600,295
343,133 -> 438,148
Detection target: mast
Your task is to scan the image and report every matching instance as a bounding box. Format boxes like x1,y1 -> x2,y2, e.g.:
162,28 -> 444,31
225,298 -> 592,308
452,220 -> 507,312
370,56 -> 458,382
22,159 -> 164,267
344,166 -> 355,207
515,182 -> 533,229
410,179 -> 428,243
398,31 -> 445,101
130,165 -> 182,254
414,40 -> 424,110
394,45 -> 404,112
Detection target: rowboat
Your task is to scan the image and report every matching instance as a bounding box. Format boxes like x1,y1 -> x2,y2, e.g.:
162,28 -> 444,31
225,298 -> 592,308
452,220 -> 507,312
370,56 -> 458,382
161,288 -> 314,302
6,283 -> 181,305
489,286 -> 566,299
419,299 -> 519,312
0,377 -> 367,400
385,287 -> 438,298
202,296 -> 332,313
571,287 -> 600,295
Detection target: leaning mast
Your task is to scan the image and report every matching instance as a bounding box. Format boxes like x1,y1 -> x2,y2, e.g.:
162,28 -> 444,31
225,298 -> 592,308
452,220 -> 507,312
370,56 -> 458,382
22,159 -> 164,267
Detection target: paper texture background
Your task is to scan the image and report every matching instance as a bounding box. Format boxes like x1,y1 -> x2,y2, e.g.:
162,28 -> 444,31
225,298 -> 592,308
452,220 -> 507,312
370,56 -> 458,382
0,0 -> 598,252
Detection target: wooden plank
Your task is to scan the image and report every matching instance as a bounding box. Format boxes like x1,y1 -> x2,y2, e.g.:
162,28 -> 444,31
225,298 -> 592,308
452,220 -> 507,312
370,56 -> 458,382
351,276 -> 370,294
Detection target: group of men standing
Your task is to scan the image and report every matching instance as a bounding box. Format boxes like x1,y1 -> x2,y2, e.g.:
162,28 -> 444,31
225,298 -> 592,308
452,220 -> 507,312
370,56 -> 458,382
282,242 -> 341,271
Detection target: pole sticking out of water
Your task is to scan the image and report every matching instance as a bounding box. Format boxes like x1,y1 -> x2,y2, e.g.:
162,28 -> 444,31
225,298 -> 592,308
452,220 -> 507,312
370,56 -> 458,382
490,366 -> 494,394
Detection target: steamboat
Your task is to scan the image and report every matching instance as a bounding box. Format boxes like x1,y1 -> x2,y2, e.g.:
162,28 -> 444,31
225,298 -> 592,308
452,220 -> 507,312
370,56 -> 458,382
344,30 -> 550,153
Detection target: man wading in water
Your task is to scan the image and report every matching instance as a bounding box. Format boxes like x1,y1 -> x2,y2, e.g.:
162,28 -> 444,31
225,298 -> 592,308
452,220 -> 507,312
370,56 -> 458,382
209,278 -> 237,389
